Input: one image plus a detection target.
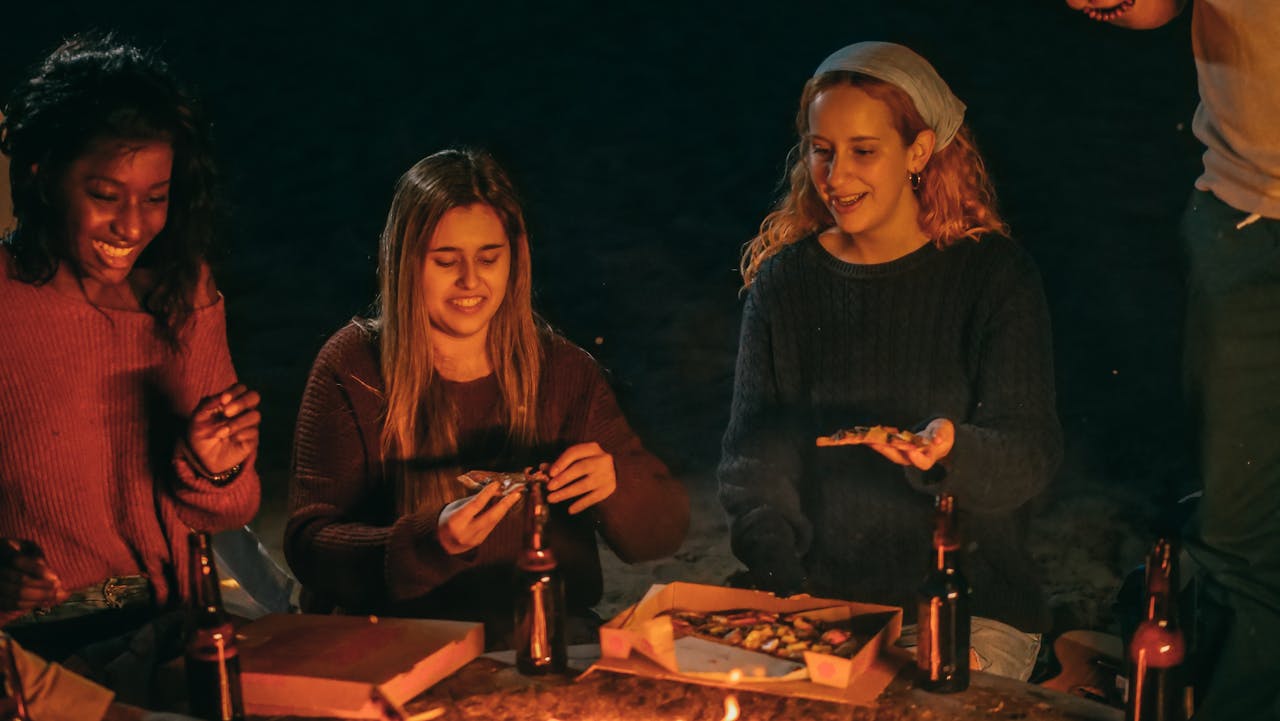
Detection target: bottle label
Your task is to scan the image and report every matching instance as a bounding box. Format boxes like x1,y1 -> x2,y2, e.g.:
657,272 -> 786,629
186,624 -> 243,721
1129,623 -> 1185,668
188,624 -> 240,662
916,593 -> 969,686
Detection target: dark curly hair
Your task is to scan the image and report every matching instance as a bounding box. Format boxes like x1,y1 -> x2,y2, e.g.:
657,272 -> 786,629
0,34 -> 220,347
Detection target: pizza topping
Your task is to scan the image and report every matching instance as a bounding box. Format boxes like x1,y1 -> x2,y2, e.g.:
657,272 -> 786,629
661,608 -> 864,661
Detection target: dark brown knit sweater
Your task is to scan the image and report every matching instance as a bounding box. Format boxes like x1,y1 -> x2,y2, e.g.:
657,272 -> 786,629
286,322 -> 688,635
718,236 -> 1061,633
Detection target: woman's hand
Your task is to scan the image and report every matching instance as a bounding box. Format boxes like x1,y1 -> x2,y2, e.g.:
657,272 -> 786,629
436,483 -> 523,555
867,418 -> 955,471
547,442 -> 617,514
0,539 -> 67,624
187,383 -> 261,477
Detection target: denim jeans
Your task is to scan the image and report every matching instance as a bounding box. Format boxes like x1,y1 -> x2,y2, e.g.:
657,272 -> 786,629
1180,189 -> 1280,720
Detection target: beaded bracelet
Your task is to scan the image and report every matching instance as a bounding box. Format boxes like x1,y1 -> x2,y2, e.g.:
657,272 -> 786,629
198,461 -> 243,485
180,438 -> 243,484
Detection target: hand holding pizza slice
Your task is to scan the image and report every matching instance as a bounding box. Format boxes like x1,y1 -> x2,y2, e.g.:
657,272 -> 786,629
817,418 -> 955,471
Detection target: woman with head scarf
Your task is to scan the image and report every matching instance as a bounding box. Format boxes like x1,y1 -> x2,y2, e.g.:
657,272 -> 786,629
719,42 -> 1062,676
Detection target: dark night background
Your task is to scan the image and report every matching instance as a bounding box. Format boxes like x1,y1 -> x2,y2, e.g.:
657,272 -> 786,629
6,1 -> 1203,619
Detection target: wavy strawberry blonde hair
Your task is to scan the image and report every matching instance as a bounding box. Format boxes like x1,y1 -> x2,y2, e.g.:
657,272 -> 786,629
741,71 -> 1008,287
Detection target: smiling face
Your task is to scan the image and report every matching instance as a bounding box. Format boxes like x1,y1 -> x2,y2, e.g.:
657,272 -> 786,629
806,84 -> 931,247
422,203 -> 511,346
1063,0 -> 1175,27
59,138 -> 173,288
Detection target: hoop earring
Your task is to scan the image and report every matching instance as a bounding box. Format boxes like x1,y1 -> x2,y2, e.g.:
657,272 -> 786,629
909,171 -> 922,191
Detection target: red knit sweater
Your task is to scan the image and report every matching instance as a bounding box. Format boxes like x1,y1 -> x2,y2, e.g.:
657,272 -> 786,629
286,321 -> 689,630
0,252 -> 260,607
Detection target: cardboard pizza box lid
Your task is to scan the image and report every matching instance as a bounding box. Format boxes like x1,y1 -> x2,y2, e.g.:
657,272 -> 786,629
237,613 -> 483,719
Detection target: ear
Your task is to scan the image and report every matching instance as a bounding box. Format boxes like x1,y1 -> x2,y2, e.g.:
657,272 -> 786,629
907,129 -> 936,174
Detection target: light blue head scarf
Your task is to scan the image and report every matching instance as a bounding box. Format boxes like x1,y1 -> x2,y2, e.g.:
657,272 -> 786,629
814,42 -> 966,150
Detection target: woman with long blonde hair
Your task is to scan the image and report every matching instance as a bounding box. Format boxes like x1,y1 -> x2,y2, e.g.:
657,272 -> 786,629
287,148 -> 687,643
718,43 -> 1062,672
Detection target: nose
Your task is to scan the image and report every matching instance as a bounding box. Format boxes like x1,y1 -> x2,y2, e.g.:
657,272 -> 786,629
110,200 -> 146,243
456,259 -> 480,289
827,149 -> 854,186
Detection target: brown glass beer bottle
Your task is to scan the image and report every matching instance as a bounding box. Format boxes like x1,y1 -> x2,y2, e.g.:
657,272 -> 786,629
186,531 -> 245,721
1125,538 -> 1187,721
514,478 -> 567,675
916,492 -> 971,693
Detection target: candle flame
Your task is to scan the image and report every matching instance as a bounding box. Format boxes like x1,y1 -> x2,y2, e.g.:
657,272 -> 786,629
721,694 -> 740,721
720,667 -> 742,721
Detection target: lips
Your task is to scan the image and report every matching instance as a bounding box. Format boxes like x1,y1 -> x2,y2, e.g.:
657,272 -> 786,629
448,296 -> 487,313
827,192 -> 868,215
1082,0 -> 1134,20
91,239 -> 140,268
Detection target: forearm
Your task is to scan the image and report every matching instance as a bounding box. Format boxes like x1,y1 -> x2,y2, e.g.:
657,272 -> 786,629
594,451 -> 689,563
911,418 -> 1061,513
919,250 -> 1062,512
718,444 -> 811,591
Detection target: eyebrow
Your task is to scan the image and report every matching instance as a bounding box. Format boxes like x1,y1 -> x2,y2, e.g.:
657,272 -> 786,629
85,175 -> 172,189
808,134 -> 881,143
429,243 -> 507,253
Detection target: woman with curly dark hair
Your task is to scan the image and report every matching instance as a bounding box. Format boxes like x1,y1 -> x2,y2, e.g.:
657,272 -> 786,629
0,35 -> 260,678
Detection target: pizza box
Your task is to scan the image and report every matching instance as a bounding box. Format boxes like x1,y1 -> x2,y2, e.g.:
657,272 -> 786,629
236,613 -> 483,719
591,582 -> 904,706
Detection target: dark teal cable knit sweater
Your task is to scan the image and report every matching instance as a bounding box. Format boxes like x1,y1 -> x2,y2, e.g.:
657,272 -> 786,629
718,235 -> 1061,633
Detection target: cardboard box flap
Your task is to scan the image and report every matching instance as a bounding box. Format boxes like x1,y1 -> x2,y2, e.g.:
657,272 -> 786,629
237,614 -> 483,719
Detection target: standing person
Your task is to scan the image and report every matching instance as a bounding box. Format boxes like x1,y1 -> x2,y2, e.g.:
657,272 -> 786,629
286,148 -> 688,646
718,41 -> 1061,678
1066,1 -> 1280,717
0,35 -> 261,685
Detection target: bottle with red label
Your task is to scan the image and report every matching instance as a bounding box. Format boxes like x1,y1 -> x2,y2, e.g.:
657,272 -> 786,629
186,531 -> 245,721
514,477 -> 567,675
1125,538 -> 1188,721
916,492 -> 971,693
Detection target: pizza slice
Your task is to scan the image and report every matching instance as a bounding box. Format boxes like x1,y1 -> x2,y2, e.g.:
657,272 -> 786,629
456,467 -> 549,496
816,424 -> 930,449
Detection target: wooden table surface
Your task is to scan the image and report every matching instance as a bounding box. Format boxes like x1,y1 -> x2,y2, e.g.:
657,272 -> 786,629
258,653 -> 1122,721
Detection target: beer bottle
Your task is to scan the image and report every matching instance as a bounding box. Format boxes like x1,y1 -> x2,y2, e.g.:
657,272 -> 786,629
185,531 -> 245,721
1125,538 -> 1187,721
514,478 -> 567,675
916,492 -> 971,693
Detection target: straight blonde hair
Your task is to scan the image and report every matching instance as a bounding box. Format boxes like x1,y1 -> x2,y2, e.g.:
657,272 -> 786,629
741,71 -> 1008,287
375,148 -> 542,515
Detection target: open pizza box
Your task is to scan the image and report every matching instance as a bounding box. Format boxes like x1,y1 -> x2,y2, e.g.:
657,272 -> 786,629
590,582 -> 905,706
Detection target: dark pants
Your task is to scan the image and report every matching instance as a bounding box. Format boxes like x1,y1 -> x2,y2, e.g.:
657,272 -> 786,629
1180,189 -> 1280,720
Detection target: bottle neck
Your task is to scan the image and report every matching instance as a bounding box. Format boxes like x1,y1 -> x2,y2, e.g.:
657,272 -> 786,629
524,483 -> 550,552
932,543 -> 959,572
188,532 -> 225,617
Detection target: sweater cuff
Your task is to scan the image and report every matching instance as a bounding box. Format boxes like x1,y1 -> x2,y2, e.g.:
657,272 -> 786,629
731,510 -> 807,595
